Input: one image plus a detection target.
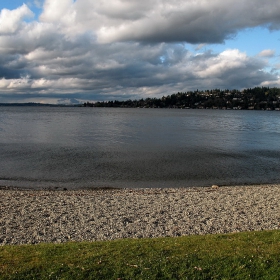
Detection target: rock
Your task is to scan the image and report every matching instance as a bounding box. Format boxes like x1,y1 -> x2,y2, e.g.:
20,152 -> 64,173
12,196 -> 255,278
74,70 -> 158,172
1,185 -> 280,245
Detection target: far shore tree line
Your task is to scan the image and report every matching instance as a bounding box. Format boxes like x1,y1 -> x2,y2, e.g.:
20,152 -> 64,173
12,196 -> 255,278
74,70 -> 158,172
84,87 -> 280,110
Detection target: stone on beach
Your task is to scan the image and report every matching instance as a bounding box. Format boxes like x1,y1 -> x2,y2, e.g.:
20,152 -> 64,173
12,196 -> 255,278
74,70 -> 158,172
0,185 -> 280,245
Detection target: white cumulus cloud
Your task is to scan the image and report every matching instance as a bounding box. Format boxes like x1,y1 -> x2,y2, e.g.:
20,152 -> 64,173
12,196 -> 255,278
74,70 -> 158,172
0,4 -> 34,35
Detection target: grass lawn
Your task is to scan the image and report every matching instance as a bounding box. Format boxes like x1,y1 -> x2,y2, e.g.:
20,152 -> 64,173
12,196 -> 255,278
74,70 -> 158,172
0,230 -> 280,279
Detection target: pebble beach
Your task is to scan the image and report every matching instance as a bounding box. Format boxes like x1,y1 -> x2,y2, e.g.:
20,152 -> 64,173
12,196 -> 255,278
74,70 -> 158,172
1,185 -> 280,245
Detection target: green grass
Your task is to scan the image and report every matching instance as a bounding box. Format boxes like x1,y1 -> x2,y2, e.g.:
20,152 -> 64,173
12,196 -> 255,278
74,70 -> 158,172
1,230 -> 280,279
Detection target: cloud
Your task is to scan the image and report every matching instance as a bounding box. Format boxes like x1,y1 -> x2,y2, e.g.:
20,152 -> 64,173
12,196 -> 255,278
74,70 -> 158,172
0,4 -> 34,35
258,49 -> 275,57
0,38 -> 277,102
195,44 -> 207,51
37,0 -> 280,44
40,0 -> 75,24
101,0 -> 280,44
33,0 -> 45,9
0,1 -> 279,103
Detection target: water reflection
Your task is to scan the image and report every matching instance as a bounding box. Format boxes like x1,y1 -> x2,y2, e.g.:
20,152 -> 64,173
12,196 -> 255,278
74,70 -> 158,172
0,107 -> 279,189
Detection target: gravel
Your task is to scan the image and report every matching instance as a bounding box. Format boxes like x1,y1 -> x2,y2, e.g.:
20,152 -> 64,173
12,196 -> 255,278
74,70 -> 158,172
0,185 -> 280,245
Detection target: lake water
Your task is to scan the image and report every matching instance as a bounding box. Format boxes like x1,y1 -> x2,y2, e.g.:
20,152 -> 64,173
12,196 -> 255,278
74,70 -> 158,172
0,107 -> 279,189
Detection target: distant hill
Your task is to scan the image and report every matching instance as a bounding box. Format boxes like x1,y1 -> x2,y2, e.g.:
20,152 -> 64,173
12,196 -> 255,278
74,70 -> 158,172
0,103 -> 82,107
85,87 -> 280,110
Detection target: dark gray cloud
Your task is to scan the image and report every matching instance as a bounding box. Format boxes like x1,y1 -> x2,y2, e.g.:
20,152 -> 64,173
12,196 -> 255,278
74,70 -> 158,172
38,0 -> 280,44
84,0 -> 280,44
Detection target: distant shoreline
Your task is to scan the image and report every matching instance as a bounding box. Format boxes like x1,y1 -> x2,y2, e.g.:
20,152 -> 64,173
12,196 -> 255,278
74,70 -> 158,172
1,103 -> 280,111
0,103 -> 81,107
2,86 -> 280,110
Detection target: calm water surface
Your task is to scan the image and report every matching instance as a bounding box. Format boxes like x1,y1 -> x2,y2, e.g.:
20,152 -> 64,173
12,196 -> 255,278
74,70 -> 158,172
0,107 -> 279,189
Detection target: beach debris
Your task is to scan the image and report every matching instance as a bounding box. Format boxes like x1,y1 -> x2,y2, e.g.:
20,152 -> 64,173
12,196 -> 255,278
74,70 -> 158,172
127,264 -> 138,268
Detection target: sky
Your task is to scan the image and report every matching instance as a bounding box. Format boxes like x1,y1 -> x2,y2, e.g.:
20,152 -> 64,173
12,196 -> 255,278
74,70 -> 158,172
0,0 -> 279,104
